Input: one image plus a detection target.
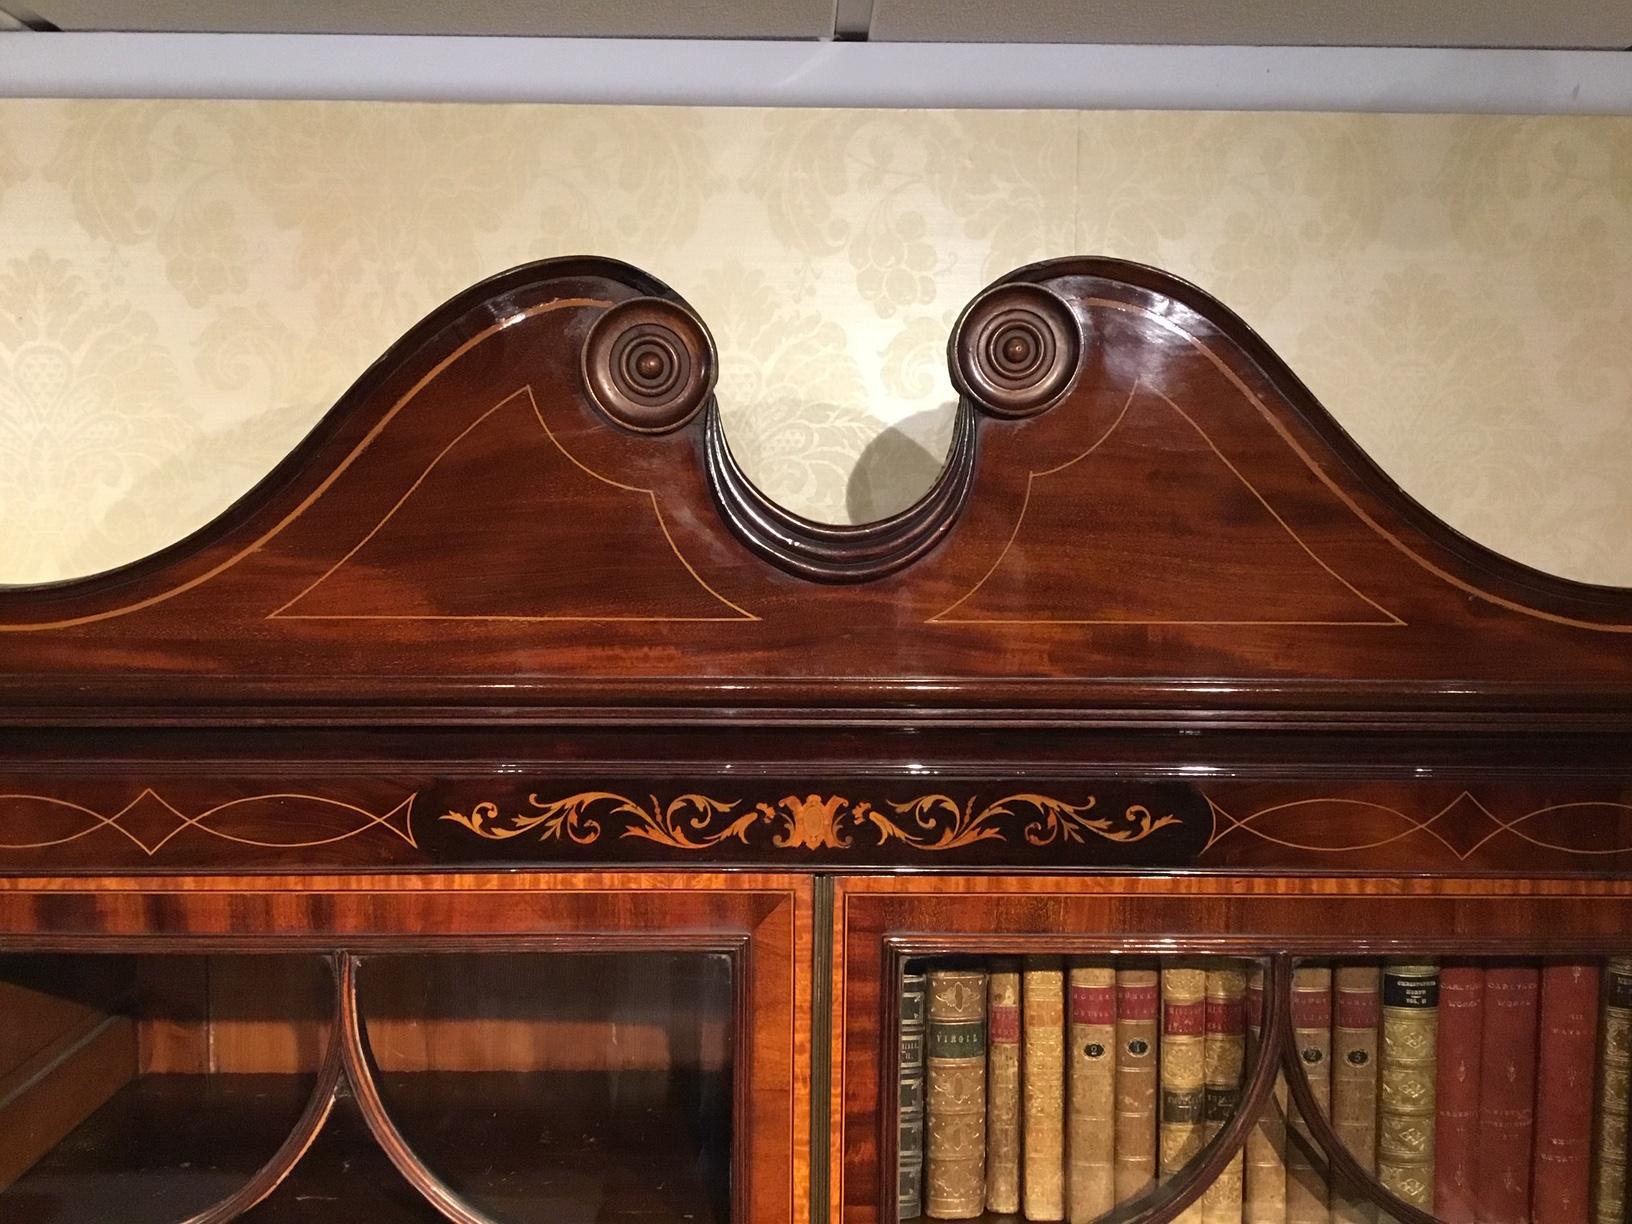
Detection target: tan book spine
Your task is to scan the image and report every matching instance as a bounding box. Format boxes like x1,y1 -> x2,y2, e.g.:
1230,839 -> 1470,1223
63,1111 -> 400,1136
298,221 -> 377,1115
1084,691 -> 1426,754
1202,961 -> 1249,1224
1592,957 -> 1632,1224
1377,960 -> 1439,1210
1288,964 -> 1332,1224
1069,961 -> 1118,1223
926,966 -> 988,1219
1025,956 -> 1068,1221
1329,965 -> 1380,1224
986,959 -> 1022,1216
1116,962 -> 1161,1205
1244,964 -> 1288,1224
1161,960 -> 1208,1224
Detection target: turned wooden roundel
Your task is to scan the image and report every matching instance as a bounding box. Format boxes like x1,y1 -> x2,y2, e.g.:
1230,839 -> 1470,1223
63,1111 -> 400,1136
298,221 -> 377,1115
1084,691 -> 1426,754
949,282 -> 1083,417
580,297 -> 717,433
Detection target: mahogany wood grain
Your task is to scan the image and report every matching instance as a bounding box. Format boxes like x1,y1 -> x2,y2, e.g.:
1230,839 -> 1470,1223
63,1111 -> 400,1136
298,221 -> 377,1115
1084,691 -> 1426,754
0,872 -> 808,1224
0,254 -> 1628,1221
0,258 -> 1628,731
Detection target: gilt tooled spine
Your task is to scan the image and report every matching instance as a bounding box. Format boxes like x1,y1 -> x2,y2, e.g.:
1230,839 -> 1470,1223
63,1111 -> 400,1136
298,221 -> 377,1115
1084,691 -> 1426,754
926,967 -> 988,1219
1474,963 -> 1540,1224
1024,957 -> 1068,1221
1202,961 -> 1248,1224
1068,961 -> 1118,1223
1244,965 -> 1288,1224
1532,962 -> 1600,1224
1433,962 -> 1484,1223
1161,961 -> 1208,1224
1288,965 -> 1332,1224
900,970 -> 928,1219
1591,958 -> 1632,1224
1116,963 -> 1162,1205
986,959 -> 1022,1216
1378,960 -> 1439,1211
1329,964 -> 1380,1224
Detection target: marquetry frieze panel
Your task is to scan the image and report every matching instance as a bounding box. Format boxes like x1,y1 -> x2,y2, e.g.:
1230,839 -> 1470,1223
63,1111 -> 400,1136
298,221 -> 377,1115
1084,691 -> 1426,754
2,776 -> 1629,874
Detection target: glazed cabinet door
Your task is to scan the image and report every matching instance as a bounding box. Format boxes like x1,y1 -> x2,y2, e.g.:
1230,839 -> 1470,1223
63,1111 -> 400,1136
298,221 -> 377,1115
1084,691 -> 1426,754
832,875 -> 1632,1224
0,872 -> 810,1224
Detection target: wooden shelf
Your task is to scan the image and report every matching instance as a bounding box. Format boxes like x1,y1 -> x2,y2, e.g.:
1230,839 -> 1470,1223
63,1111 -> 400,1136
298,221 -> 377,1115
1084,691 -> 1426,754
1,1069 -> 731,1223
1,1073 -> 317,1223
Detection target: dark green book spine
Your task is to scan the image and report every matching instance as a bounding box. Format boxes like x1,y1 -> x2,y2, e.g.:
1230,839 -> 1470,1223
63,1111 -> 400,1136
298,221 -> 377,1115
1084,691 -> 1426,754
899,969 -> 927,1218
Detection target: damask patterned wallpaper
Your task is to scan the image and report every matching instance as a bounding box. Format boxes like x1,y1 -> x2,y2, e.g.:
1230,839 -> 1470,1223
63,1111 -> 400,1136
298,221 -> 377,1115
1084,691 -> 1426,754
0,103 -> 1628,586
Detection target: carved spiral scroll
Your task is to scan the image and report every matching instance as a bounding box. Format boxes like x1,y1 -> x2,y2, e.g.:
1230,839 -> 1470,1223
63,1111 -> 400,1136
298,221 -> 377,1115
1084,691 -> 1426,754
950,282 -> 1083,417
580,296 -> 717,433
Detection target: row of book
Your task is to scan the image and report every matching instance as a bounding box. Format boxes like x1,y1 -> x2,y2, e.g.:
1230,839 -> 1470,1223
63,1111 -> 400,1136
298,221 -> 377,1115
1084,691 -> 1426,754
898,955 -> 1632,1223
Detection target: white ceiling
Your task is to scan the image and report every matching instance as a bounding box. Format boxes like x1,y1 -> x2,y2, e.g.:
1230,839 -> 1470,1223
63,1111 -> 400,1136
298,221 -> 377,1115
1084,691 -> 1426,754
869,0 -> 1632,49
4,0 -> 1631,47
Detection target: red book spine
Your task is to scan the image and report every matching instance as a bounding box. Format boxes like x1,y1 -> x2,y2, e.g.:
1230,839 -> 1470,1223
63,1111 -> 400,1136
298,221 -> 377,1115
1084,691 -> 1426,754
1475,964 -> 1540,1224
1531,963 -> 1601,1224
1434,963 -> 1485,1222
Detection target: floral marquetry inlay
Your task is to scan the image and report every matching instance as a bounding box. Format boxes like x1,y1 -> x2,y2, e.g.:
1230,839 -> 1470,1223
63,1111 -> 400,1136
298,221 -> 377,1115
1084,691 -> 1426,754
440,791 -> 1184,853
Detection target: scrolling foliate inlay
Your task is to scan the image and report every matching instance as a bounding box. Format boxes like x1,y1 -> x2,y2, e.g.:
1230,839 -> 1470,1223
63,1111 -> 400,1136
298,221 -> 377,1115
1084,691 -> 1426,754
440,790 -> 1184,854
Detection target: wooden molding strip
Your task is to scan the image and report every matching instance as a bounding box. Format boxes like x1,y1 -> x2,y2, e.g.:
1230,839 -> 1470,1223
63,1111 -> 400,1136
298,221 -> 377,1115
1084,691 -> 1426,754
334,953 -> 501,1224
180,981 -> 346,1224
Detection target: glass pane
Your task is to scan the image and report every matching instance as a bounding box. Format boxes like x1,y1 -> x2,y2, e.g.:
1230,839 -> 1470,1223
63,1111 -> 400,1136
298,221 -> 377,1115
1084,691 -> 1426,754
896,953 -> 1271,1222
1289,954 -> 1632,1224
0,953 -> 333,1223
1275,1084 -> 1415,1224
355,950 -> 734,1224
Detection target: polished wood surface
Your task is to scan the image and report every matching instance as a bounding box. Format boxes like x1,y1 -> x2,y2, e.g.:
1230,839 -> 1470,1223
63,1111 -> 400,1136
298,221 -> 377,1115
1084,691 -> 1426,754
2,258 -> 1629,723
0,256 -> 1628,1220
0,873 -> 809,1224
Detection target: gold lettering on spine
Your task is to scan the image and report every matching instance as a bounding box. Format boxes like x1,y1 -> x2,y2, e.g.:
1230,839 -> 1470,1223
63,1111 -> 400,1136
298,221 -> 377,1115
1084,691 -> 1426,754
926,967 -> 988,1219
1160,960 -> 1207,1224
1068,960 -> 1117,1222
1378,960 -> 1440,1209
1201,961 -> 1248,1224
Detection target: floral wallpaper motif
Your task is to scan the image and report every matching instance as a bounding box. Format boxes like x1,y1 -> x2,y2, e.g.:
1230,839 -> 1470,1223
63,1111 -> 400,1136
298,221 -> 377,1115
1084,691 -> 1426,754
0,102 -> 1627,587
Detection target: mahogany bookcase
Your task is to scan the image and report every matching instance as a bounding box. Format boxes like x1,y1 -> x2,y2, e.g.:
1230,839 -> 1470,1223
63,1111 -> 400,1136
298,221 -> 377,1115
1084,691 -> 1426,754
0,256 -> 1628,1224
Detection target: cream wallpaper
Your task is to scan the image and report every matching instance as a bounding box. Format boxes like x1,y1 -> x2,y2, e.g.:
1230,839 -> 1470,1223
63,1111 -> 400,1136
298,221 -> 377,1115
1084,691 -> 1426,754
0,102 -> 1628,586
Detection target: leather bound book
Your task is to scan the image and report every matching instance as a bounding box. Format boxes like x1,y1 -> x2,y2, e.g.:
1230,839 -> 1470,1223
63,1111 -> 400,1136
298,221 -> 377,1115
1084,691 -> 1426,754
1474,963 -> 1540,1224
1434,961 -> 1484,1223
1116,961 -> 1162,1205
1532,962 -> 1600,1224
1243,965 -> 1288,1224
1378,960 -> 1439,1210
1288,964 -> 1332,1224
1160,960 -> 1208,1224
1201,961 -> 1249,1224
986,959 -> 1023,1216
1068,961 -> 1117,1223
926,966 -> 989,1219
1593,957 -> 1632,1224
900,969 -> 928,1219
1024,957 -> 1068,1221
1330,964 -> 1380,1224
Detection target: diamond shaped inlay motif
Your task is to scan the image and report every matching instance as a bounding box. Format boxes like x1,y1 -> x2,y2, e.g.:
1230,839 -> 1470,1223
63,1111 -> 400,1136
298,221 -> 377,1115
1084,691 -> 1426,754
1423,792 -> 1508,861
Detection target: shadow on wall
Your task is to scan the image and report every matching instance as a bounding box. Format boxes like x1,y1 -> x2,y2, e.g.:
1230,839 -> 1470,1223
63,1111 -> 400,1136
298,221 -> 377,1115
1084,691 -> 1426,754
845,404 -> 958,525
